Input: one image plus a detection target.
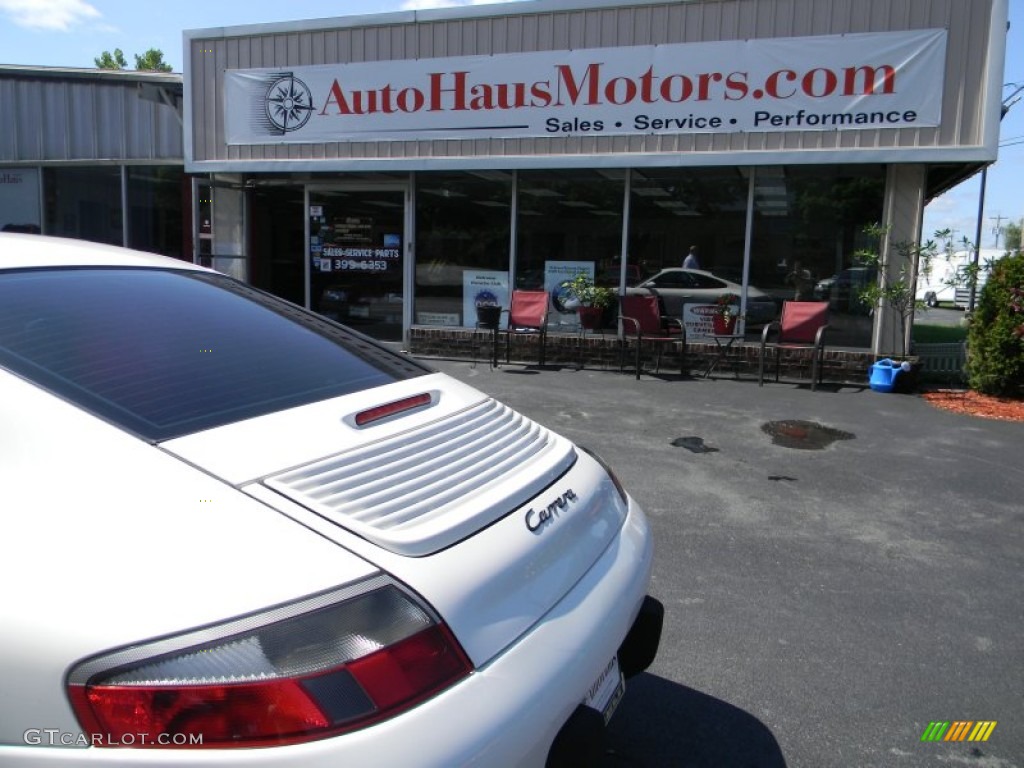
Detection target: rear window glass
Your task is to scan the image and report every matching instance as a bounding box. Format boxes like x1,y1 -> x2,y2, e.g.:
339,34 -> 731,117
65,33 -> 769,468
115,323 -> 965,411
689,274 -> 728,289
0,268 -> 429,441
648,271 -> 695,289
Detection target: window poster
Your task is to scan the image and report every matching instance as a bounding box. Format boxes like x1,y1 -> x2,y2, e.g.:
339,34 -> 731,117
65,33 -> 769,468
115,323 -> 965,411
545,260 -> 593,328
463,270 -> 509,329
682,303 -> 719,337
310,214 -> 401,274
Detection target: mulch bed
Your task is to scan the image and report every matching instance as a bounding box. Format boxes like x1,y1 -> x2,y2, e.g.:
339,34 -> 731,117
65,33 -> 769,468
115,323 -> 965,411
920,389 -> 1024,422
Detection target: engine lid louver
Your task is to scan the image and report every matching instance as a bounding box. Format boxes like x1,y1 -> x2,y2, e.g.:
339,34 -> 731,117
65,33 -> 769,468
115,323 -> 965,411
264,399 -> 576,556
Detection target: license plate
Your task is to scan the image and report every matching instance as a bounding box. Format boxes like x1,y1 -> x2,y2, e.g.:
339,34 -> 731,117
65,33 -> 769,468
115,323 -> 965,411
584,656 -> 626,724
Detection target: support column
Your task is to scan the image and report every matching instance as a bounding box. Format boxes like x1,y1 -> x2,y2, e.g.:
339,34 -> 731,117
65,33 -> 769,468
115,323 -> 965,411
873,164 -> 927,357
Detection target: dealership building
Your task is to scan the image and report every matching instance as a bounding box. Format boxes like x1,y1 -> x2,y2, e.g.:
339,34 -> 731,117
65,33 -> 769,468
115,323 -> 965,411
0,66 -> 186,256
4,0 -> 1009,359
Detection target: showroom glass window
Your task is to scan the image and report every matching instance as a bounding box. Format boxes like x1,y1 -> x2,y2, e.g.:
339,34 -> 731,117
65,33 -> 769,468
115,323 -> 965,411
628,167 -> 748,285
749,165 -> 884,348
414,171 -> 512,327
43,167 -> 122,246
515,169 -> 625,292
127,166 -> 185,258
250,182 -> 305,307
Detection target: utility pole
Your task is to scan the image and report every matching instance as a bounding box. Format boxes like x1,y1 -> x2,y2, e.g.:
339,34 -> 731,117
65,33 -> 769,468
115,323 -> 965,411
970,168 -> 987,312
990,214 -> 1006,248
946,229 -> 959,253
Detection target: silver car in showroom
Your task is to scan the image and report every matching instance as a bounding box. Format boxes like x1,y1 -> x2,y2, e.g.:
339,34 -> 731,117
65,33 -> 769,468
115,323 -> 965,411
628,268 -> 779,326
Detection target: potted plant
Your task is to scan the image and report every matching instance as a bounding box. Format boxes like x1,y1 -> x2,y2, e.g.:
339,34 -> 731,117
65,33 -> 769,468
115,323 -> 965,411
856,223 -> 942,391
713,292 -> 740,335
565,272 -> 616,330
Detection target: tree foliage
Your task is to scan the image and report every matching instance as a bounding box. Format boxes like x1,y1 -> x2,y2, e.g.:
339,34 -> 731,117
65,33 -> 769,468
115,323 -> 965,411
856,223 -> 939,357
94,48 -> 173,72
1004,221 -> 1022,253
134,49 -> 173,72
94,48 -> 127,70
966,252 -> 1024,397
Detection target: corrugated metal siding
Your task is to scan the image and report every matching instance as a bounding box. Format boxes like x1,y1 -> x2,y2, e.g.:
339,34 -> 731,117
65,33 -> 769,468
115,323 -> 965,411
187,0 -> 998,165
0,75 -> 183,163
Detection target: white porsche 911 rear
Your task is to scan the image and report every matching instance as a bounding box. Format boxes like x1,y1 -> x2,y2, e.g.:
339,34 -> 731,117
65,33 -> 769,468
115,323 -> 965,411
0,234 -> 661,767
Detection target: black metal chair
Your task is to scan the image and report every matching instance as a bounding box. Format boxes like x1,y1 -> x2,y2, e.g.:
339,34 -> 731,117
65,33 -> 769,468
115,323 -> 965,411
473,304 -> 502,369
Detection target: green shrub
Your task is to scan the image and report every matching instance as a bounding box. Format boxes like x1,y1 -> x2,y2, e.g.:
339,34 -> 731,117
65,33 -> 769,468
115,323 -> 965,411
966,253 -> 1024,396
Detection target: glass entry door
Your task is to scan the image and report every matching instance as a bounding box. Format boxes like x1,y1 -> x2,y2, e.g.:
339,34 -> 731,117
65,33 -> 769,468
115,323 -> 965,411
308,187 -> 406,342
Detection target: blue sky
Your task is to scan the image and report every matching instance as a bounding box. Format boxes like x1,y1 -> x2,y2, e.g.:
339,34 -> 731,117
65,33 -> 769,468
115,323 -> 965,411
1,0 -> 1020,247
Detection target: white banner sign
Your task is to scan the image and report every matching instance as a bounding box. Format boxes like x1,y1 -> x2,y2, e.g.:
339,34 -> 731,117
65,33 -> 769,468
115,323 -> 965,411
683,303 -> 719,338
225,29 -> 946,145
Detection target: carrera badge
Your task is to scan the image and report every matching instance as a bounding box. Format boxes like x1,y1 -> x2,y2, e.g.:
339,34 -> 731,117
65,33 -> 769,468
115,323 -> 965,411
525,489 -> 578,533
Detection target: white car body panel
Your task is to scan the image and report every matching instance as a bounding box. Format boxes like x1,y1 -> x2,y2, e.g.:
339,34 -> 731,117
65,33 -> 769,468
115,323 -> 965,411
0,234 -> 658,766
168,373 -> 624,666
246,450 -> 626,667
1,499 -> 652,767
0,369 -> 379,745
0,232 -> 212,272
261,397 -> 576,557
160,374 -> 477,487
162,376 -> 578,551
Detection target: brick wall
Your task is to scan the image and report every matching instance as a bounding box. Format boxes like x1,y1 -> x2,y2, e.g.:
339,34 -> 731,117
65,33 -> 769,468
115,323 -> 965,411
409,327 -> 876,384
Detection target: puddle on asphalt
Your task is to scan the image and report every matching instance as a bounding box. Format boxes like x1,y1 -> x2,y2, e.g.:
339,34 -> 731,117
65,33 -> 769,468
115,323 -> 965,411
670,436 -> 719,453
761,420 -> 855,450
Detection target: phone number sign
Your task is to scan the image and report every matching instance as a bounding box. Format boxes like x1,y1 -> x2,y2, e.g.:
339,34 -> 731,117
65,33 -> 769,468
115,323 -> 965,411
318,246 -> 399,272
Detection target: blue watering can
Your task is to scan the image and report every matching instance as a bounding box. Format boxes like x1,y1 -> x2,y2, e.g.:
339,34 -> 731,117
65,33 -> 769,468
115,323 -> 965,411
868,359 -> 910,392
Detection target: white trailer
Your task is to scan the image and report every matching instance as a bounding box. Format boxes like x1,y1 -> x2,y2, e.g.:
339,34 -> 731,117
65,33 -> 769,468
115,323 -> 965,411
916,249 -> 1004,308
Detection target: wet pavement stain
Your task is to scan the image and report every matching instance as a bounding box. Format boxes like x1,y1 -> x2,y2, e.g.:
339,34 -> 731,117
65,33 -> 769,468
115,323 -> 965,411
671,436 -> 719,453
761,420 -> 855,450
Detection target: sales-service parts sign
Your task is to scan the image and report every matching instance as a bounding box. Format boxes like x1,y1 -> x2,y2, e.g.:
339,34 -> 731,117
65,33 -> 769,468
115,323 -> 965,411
224,29 -> 946,145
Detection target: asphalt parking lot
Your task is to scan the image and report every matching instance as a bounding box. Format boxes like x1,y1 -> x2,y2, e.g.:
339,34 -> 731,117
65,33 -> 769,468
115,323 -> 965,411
423,357 -> 1023,768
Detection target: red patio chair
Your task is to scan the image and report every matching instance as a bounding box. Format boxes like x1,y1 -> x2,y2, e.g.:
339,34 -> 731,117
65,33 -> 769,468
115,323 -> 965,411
618,294 -> 686,380
503,290 -> 549,366
758,300 -> 830,390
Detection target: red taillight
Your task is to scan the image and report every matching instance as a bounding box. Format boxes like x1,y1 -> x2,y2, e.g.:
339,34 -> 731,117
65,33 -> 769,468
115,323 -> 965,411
67,578 -> 471,748
355,393 -> 432,426
70,679 -> 329,747
348,626 -> 469,713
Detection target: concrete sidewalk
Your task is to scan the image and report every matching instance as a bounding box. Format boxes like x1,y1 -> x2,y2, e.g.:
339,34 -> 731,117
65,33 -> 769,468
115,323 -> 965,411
424,358 -> 1023,768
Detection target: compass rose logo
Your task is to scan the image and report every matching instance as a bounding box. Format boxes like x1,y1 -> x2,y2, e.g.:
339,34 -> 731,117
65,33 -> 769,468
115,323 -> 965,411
264,75 -> 315,133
